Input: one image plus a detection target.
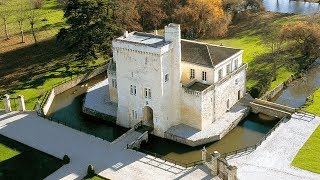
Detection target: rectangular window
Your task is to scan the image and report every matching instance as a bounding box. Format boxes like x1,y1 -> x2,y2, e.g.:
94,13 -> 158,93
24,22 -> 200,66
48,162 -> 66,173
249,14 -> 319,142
202,71 -> 207,81
144,88 -> 151,99
112,79 -> 117,88
218,69 -> 223,80
190,69 -> 195,79
130,85 -> 136,95
144,88 -> 148,98
227,64 -> 231,74
132,110 -> 138,120
165,74 -> 169,82
234,59 -> 238,69
130,85 -> 133,95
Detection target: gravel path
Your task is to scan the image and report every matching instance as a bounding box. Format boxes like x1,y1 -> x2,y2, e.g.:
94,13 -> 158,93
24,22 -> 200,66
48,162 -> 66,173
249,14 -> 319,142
0,111 -> 215,180
228,113 -> 320,180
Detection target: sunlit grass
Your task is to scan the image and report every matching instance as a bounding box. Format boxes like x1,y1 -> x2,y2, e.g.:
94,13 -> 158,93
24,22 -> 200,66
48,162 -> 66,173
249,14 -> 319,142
292,125 -> 320,174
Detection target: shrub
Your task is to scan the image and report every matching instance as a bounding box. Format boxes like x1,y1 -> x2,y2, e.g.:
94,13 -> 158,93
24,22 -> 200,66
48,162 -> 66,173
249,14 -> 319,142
87,164 -> 95,176
63,155 -> 70,164
249,78 -> 271,98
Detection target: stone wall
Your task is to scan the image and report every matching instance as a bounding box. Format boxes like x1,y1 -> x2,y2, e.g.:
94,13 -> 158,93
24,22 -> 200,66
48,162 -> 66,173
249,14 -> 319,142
261,77 -> 293,101
180,88 -> 202,130
42,64 -> 108,116
128,131 -> 148,149
250,98 -> 295,118
181,61 -> 214,85
210,151 -> 237,180
214,64 -> 247,120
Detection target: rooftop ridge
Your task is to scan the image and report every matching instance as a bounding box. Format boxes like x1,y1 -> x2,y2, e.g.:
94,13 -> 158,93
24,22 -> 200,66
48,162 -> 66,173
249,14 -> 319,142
181,39 -> 242,51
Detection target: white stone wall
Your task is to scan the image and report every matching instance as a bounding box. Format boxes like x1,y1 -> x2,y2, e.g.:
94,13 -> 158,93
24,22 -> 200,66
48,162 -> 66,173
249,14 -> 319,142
201,90 -> 214,129
213,67 -> 246,120
181,62 -> 214,85
180,89 -> 202,130
214,52 -> 243,83
107,70 -> 118,103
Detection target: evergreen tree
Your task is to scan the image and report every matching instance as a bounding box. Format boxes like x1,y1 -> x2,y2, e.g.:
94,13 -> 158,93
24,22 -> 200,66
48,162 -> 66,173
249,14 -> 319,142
57,0 -> 120,62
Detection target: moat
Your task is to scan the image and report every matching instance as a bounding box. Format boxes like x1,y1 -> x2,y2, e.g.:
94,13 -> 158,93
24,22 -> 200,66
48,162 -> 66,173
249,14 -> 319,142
47,75 -> 279,164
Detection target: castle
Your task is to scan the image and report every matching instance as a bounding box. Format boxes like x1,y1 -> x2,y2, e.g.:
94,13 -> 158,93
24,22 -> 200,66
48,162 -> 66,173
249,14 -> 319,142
107,24 -> 247,140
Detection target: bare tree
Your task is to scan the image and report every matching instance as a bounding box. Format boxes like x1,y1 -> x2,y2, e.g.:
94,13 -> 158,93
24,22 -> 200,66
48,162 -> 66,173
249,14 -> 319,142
0,0 -> 12,40
16,1 -> 29,43
28,9 -> 37,44
262,25 -> 284,81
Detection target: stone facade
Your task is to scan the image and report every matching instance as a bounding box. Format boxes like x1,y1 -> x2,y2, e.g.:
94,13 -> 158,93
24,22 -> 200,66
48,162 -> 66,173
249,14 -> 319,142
108,23 -> 246,139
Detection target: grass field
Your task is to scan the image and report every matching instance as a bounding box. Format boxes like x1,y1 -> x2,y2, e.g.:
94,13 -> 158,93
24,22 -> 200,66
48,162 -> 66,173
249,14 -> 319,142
0,134 -> 64,179
200,12 -> 305,91
302,88 -> 320,116
0,0 -> 107,110
292,125 -> 320,174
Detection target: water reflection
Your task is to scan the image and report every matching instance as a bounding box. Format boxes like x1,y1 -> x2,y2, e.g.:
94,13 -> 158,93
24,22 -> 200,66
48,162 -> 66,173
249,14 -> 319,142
140,113 -> 278,163
48,75 -> 128,142
264,0 -> 320,14
274,63 -> 320,108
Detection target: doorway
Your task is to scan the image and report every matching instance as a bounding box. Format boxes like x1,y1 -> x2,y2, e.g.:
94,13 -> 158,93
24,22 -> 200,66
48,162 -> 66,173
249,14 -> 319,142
143,106 -> 154,127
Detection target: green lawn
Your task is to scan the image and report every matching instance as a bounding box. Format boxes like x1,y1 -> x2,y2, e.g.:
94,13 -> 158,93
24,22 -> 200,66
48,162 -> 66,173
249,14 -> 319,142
199,12 -> 305,91
292,125 -> 320,174
0,144 -> 20,162
0,0 -> 108,110
302,88 -> 320,116
0,134 -> 64,179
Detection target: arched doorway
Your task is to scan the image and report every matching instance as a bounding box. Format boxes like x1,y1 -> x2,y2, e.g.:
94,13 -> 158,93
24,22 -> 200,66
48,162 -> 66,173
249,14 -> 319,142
143,106 -> 154,127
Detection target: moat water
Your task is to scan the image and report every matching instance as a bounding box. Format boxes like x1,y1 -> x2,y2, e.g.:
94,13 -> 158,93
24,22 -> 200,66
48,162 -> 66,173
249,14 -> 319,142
48,74 -> 279,164
47,74 -> 128,142
272,62 -> 320,108
264,0 -> 320,14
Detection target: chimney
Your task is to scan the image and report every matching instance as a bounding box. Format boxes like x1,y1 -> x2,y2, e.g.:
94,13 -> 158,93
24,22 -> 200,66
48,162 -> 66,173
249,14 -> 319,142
164,23 -> 181,42
154,30 -> 158,35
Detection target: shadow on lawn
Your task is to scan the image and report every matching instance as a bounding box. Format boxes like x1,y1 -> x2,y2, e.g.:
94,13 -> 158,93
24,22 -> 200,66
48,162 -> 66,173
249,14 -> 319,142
0,135 -> 64,180
0,37 -> 84,94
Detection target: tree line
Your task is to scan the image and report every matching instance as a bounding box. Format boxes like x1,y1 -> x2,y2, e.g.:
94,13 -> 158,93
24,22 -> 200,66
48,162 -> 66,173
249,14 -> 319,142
57,0 -> 264,62
0,0 -> 46,44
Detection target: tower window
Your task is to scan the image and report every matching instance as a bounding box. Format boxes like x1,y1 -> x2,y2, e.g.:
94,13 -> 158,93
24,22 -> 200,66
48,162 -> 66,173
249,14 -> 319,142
165,74 -> 169,82
144,88 -> 151,99
130,85 -> 136,95
112,79 -> 117,88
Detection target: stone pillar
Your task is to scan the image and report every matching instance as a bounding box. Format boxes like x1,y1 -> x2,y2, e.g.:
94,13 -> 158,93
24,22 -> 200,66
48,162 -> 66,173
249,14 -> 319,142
3,94 -> 11,112
228,166 -> 237,180
17,95 -> 26,111
36,101 -> 42,115
211,151 -> 220,176
201,147 -> 207,162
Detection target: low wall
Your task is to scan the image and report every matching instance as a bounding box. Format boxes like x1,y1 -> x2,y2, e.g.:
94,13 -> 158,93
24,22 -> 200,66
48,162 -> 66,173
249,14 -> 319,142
42,64 -> 108,116
82,106 -> 116,122
164,107 -> 250,147
42,89 -> 55,115
261,77 -> 293,101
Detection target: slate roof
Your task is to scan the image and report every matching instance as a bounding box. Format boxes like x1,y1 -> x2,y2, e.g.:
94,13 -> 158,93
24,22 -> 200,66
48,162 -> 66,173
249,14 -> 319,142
181,40 -> 242,68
